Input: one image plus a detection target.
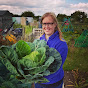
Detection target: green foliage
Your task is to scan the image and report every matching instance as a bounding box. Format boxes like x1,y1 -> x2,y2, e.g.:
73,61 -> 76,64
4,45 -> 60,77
24,25 -> 33,35
57,14 -> 67,22
21,11 -> 35,17
34,16 -> 41,21
16,40 -> 31,59
62,31 -> 88,71
0,73 -> 29,88
71,11 -> 87,23
62,31 -> 79,45
0,39 -> 62,84
63,46 -> 88,71
1,81 -> 16,88
13,23 -> 22,29
0,76 -> 4,83
74,30 -> 88,47
0,46 -> 19,75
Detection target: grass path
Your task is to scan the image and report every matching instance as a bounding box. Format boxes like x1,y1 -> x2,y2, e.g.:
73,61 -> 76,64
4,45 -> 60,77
63,46 -> 88,72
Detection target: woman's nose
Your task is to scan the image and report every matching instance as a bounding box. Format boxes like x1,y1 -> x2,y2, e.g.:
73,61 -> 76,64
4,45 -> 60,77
45,24 -> 50,28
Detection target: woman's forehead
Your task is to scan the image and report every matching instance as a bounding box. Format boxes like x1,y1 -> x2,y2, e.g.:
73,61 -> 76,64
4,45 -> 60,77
42,16 -> 54,22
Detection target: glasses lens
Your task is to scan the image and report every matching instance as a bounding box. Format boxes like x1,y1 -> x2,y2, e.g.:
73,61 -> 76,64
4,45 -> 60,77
42,23 -> 54,27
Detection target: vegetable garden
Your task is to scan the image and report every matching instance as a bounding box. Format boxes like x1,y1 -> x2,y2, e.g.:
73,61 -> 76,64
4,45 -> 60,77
60,23 -> 88,88
0,23 -> 88,88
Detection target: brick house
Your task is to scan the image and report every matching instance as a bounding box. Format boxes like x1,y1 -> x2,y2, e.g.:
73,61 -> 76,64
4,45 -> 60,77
0,10 -> 12,30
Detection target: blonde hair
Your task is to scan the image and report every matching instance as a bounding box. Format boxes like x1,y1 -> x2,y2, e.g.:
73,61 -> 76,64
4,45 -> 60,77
41,12 -> 63,41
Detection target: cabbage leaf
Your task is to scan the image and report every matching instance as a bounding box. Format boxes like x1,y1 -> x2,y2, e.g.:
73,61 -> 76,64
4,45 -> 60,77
0,39 -> 62,84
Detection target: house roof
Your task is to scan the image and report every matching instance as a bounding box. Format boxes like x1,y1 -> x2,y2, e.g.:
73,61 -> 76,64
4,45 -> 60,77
0,10 -> 12,16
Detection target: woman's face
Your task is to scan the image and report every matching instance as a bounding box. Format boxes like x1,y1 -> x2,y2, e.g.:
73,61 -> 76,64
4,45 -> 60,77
42,16 -> 56,38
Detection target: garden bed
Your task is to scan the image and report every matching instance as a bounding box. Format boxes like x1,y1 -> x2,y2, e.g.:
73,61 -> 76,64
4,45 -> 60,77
64,70 -> 88,88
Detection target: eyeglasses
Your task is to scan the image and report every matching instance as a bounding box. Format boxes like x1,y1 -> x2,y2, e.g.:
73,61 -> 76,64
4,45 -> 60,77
42,23 -> 54,27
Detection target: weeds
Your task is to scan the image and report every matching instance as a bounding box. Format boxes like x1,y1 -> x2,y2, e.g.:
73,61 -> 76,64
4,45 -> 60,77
66,69 -> 88,88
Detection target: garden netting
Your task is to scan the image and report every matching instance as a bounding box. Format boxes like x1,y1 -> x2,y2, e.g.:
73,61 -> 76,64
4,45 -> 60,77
74,30 -> 88,47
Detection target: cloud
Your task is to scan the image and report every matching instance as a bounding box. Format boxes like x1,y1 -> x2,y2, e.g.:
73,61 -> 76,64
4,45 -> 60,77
0,0 -> 88,16
70,3 -> 88,15
70,3 -> 88,8
0,0 -> 66,15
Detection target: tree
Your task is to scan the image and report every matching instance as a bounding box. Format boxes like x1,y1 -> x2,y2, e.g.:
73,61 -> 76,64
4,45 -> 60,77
84,18 -> 88,23
21,11 -> 35,17
34,16 -> 41,21
12,14 -> 21,17
71,11 -> 87,23
57,14 -> 67,22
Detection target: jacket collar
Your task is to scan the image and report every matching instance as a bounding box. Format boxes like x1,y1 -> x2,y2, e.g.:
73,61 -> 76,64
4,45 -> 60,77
40,31 -> 59,41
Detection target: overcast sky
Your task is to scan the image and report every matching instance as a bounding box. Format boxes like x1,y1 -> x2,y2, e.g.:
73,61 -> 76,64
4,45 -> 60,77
0,0 -> 88,16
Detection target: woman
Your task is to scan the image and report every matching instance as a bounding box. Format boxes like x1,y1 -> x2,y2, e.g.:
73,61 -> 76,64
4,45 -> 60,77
35,12 -> 68,88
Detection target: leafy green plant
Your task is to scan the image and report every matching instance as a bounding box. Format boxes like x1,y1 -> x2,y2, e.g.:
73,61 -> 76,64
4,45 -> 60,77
24,25 -> 33,35
66,69 -> 88,88
0,73 -> 28,88
0,39 -> 62,84
13,23 -> 22,29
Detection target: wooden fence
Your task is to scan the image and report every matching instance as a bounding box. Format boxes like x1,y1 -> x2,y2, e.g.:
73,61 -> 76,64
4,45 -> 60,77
28,28 -> 43,42
20,27 -> 43,42
32,28 -> 43,39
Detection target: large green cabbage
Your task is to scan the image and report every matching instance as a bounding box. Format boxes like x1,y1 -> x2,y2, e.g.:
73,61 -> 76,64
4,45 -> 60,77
0,39 -> 62,84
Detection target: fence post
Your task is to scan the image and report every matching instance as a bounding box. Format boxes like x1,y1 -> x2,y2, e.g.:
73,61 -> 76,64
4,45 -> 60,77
21,27 -> 25,40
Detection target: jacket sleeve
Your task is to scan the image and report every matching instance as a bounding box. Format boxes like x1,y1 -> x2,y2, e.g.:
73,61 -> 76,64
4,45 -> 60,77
55,41 -> 68,66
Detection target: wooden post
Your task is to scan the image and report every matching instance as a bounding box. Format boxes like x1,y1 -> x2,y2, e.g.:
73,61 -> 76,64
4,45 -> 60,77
21,27 -> 25,40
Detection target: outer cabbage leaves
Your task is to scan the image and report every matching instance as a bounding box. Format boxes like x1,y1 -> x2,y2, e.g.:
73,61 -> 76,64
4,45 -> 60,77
0,39 -> 62,84
0,46 -> 19,75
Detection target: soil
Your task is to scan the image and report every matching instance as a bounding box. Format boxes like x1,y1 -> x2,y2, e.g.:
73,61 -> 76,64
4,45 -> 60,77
64,71 -> 88,88
63,42 -> 88,88
30,71 -> 88,88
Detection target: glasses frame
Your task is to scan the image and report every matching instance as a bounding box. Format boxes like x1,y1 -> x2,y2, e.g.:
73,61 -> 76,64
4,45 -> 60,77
42,22 -> 54,27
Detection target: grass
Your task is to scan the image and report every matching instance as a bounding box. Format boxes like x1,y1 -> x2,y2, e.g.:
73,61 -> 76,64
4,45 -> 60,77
24,25 -> 33,35
21,25 -> 33,42
63,46 -> 88,72
63,31 -> 88,72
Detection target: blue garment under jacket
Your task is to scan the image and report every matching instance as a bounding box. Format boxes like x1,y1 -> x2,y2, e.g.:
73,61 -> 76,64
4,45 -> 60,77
39,31 -> 68,84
